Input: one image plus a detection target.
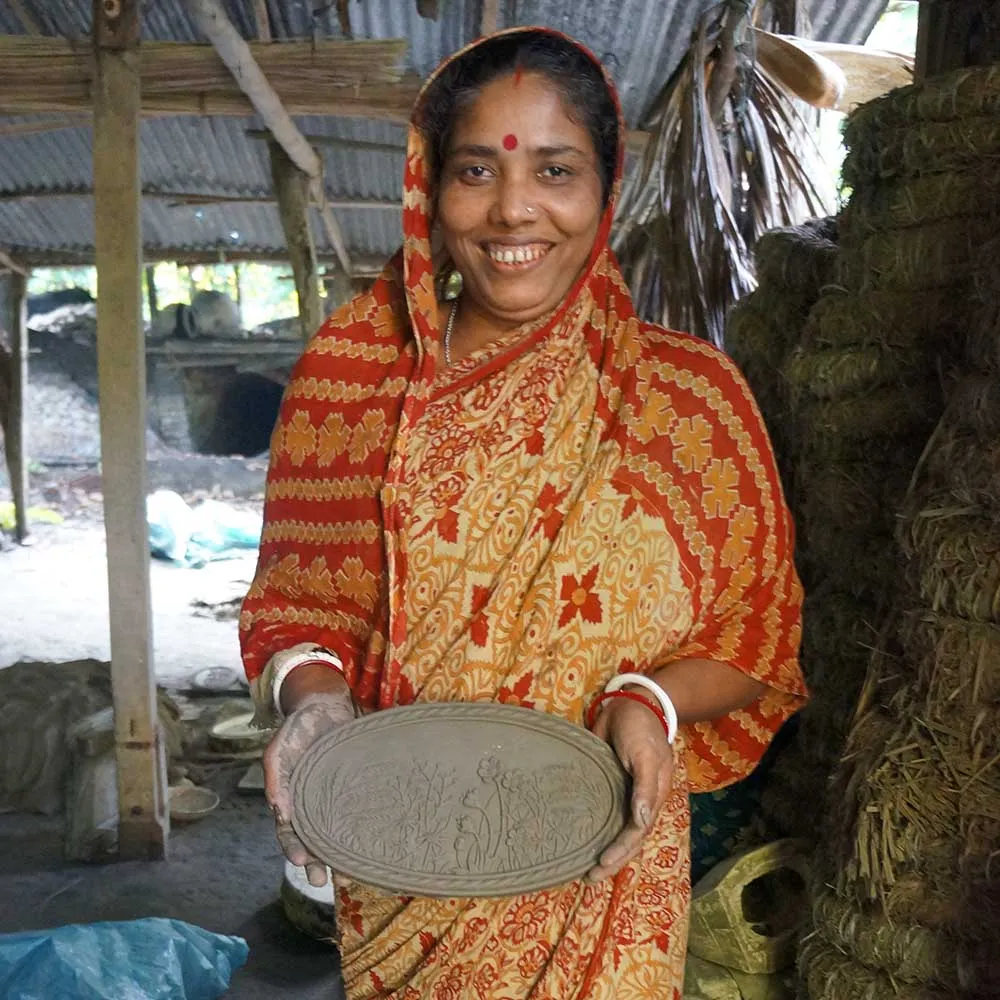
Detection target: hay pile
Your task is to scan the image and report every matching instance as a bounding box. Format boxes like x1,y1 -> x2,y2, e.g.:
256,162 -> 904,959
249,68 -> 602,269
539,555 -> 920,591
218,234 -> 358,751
796,69 -> 1000,1000
755,67 -> 1000,850
726,218 -> 839,490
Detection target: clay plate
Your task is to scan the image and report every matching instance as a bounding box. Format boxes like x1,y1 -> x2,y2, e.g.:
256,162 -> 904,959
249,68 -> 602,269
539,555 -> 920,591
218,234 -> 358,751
291,703 -> 629,898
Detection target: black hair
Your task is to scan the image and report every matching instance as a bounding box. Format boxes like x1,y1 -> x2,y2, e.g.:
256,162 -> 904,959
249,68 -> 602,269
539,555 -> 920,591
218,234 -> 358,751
419,31 -> 619,205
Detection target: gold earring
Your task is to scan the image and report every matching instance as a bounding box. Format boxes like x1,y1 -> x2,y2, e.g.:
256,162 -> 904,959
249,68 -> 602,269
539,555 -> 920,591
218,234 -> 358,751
443,269 -> 464,300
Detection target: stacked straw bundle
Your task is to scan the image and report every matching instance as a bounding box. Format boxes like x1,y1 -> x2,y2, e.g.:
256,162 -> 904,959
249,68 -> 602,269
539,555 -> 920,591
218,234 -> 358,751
726,218 -> 839,489
796,68 -> 1000,1000
722,221 -> 838,846
752,67 -> 1000,848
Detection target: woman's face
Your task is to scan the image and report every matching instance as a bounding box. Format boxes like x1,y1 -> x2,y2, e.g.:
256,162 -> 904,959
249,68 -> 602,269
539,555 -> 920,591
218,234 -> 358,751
435,71 -> 605,329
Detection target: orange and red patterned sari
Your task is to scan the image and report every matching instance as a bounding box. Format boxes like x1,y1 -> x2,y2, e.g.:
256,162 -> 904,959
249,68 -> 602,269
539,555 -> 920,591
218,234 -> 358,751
241,28 -> 805,1000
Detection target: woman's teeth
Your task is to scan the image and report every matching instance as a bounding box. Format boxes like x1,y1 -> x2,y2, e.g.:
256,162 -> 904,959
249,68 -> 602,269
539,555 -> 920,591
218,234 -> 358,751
486,245 -> 548,264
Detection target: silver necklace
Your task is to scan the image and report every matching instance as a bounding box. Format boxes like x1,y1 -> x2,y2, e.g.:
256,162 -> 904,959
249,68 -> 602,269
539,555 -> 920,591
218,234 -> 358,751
443,300 -> 459,367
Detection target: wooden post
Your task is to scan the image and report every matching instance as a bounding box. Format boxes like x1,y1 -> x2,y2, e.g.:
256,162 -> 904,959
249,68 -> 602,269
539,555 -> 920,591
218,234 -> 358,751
480,0 -> 500,35
269,139 -> 323,340
252,0 -> 271,42
916,0 -> 1000,79
144,264 -> 159,320
185,0 -> 353,275
1,269 -> 29,543
233,262 -> 243,328
93,0 -> 169,861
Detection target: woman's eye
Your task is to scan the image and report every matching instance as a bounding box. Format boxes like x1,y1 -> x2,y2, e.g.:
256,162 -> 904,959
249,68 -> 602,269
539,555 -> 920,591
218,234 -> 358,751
540,165 -> 573,179
460,164 -> 493,181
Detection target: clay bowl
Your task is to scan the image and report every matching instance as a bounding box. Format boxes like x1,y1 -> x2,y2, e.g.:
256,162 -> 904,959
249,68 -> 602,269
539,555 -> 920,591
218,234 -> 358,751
169,783 -> 220,822
209,710 -> 270,754
290,703 -> 629,898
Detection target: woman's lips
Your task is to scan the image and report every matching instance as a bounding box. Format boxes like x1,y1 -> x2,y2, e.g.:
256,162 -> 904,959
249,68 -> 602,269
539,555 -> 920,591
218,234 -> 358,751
482,242 -> 552,268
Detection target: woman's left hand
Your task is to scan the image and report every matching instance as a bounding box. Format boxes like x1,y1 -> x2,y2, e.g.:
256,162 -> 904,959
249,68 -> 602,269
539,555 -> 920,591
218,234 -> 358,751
587,694 -> 675,882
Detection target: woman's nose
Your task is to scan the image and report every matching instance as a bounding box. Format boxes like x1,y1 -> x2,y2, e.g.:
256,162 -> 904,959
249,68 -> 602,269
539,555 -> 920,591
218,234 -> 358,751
488,176 -> 537,228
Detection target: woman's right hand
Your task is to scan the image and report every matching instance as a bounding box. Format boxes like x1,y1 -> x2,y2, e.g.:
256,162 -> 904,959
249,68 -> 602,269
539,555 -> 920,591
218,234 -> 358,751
264,670 -> 356,887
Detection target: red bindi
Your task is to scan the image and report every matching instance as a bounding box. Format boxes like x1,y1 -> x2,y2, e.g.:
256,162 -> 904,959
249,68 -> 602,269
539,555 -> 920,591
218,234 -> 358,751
502,133 -> 518,151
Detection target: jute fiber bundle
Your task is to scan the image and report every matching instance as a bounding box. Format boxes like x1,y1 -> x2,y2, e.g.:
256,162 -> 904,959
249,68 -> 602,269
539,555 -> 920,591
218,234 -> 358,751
835,216 -> 999,292
897,611 -> 1000,708
783,343 -> 924,403
903,507 -> 1000,622
753,219 -> 839,298
844,63 -> 1000,134
841,169 -> 1000,235
797,383 -> 941,463
798,930 -> 945,1000
919,428 -> 1000,502
810,887 -> 944,984
843,115 -> 1000,186
802,287 -> 964,350
796,461 -> 908,539
943,372 -> 1000,437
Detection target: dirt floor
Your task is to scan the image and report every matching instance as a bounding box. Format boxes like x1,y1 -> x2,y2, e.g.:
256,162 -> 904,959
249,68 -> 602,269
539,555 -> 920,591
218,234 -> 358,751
0,465 -> 348,998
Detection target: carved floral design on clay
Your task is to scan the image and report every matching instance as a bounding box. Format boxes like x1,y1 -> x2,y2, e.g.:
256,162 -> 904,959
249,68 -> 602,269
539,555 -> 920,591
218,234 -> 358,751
323,752 -> 607,876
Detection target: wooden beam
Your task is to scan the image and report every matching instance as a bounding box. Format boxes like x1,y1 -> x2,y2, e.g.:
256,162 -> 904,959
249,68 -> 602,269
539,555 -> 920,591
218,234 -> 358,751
916,0 -> 1000,79
162,193 -> 401,209
93,0 -> 169,862
2,271 -> 29,543
252,0 -> 272,42
14,246 -> 390,272
246,128 -> 406,155
0,116 -> 89,138
186,0 -> 353,274
0,248 -> 28,275
480,0 -> 500,35
0,36 -> 418,121
269,139 -> 324,341
9,0 -> 42,34
0,188 -> 402,210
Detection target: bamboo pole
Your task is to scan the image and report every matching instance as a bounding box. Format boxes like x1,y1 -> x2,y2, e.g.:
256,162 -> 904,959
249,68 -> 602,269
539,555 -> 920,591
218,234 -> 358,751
185,0 -> 352,275
93,0 -> 169,861
269,139 -> 323,341
3,271 -> 29,544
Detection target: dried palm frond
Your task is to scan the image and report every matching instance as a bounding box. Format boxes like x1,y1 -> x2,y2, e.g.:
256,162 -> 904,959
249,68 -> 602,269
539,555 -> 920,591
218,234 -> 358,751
613,0 -> 834,346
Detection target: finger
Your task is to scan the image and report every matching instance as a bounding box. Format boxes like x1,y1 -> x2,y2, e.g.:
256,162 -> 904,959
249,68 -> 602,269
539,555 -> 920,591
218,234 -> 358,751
263,739 -> 294,819
305,859 -> 330,888
589,819 -> 644,877
587,831 -> 645,882
654,749 -> 677,815
276,821 -> 312,868
623,743 -> 663,831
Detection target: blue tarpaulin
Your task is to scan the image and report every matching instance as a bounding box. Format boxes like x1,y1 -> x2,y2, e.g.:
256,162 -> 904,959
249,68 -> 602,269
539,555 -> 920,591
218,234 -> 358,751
0,918 -> 248,1000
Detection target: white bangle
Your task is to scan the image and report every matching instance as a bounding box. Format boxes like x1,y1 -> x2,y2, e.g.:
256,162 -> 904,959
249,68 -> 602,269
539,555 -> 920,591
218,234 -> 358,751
272,648 -> 344,721
605,672 -> 678,745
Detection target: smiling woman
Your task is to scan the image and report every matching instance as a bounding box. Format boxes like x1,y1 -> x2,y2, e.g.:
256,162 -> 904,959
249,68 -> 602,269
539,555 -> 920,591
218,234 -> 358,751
240,27 -> 806,1000
421,33 -> 617,352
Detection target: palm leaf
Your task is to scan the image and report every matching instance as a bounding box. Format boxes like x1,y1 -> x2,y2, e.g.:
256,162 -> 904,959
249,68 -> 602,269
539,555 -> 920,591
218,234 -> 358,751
613,0 -> 835,346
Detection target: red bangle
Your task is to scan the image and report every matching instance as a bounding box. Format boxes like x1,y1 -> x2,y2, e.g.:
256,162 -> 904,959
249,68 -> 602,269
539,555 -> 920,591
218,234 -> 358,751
586,690 -> 672,742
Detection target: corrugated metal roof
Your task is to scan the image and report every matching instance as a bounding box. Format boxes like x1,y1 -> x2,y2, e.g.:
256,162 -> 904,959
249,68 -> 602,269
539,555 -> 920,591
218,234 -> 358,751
0,0 -> 888,264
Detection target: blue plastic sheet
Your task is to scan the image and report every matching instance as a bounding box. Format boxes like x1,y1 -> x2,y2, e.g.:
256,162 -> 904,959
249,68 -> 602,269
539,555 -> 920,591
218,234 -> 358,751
147,489 -> 262,567
0,918 -> 248,1000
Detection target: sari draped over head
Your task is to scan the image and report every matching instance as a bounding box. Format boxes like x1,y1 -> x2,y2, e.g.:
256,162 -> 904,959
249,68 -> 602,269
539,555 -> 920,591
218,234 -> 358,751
241,26 -> 806,1000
